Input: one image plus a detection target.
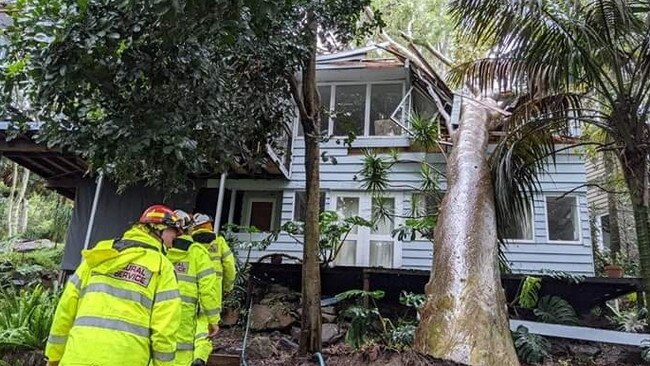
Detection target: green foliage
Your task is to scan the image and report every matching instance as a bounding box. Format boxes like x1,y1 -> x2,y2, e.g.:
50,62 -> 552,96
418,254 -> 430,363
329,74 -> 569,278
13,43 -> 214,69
342,305 -> 382,349
399,291 -> 425,310
0,248 -> 63,285
23,193 -> 72,242
409,114 -> 440,151
607,305 -> 647,333
512,325 -> 551,364
541,270 -> 586,285
534,295 -> 580,325
641,340 -> 650,362
265,210 -> 373,265
384,321 -> 417,350
336,289 -> 386,349
517,276 -> 541,309
3,0 -> 380,192
0,285 -> 60,351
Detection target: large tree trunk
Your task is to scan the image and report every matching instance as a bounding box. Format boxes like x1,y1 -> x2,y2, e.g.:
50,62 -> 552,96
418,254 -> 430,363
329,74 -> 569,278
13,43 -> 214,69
6,162 -> 18,237
621,147 -> 650,307
298,11 -> 322,355
414,101 -> 519,365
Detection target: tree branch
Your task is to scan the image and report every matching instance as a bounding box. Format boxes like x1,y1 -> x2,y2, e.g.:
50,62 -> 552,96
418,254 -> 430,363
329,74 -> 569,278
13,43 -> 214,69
555,183 -> 627,200
288,75 -> 308,121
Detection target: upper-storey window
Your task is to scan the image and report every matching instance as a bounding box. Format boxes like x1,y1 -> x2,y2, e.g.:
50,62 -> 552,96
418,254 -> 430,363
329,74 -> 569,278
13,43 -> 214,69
297,82 -> 404,138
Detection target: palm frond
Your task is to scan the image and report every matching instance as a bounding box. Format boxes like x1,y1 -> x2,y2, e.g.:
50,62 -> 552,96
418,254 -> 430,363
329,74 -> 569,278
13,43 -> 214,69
448,58 -> 570,95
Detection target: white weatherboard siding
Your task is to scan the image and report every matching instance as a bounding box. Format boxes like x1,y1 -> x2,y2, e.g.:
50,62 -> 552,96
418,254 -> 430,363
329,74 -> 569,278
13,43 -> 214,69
228,139 -> 594,275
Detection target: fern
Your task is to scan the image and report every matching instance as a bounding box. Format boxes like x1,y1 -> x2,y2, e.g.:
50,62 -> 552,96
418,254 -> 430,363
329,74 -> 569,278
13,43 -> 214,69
512,325 -> 551,364
641,340 -> 650,362
534,295 -> 579,325
335,289 -> 385,301
518,276 -> 541,309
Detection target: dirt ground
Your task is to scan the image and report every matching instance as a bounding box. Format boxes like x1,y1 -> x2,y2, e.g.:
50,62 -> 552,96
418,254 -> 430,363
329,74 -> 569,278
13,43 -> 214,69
213,327 -> 648,366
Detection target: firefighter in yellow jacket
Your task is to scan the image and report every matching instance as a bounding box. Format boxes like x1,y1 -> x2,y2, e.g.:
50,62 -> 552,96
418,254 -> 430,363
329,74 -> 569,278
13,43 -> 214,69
189,213 -> 238,363
167,210 -> 221,366
45,205 -> 183,366
190,213 -> 237,292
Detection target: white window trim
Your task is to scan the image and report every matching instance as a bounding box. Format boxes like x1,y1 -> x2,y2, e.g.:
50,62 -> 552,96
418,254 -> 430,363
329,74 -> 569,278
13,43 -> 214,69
243,196 -> 278,232
543,195 -> 583,244
329,192 -> 403,268
503,203 -> 536,244
596,213 -> 610,250
294,81 -> 406,139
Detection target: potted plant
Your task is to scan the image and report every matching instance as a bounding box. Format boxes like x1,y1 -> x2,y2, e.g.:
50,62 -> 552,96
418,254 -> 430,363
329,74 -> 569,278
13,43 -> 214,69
605,254 -> 624,278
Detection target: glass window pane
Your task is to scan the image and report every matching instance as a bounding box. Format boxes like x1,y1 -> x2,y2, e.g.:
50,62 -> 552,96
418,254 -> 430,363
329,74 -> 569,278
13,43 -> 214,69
370,84 -> 403,136
297,86 -> 331,137
503,207 -> 534,240
335,240 -> 357,266
293,191 -> 326,222
333,85 -> 366,136
600,214 -> 611,249
372,197 -> 395,235
546,196 -> 579,241
337,197 -> 360,234
370,241 -> 393,268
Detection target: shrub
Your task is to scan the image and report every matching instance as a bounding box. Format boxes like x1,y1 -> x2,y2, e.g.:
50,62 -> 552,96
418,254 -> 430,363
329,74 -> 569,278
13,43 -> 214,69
512,325 -> 551,364
0,285 -> 60,351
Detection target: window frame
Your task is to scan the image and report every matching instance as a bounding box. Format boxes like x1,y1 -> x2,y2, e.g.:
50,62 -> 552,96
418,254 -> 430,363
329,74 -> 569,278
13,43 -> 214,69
544,195 -> 582,244
597,213 -> 611,250
243,196 -> 279,232
294,81 -> 406,139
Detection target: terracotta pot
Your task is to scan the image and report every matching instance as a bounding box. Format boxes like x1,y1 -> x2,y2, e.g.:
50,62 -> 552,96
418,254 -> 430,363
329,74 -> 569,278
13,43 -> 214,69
605,265 -> 624,278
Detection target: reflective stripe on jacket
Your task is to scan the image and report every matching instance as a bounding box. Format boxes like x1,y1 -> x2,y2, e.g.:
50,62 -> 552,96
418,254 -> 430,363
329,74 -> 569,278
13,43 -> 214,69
191,230 -> 237,292
167,235 -> 221,365
45,225 -> 181,366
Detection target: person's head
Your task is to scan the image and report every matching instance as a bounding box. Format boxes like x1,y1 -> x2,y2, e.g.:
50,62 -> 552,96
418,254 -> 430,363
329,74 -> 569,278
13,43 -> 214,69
173,209 -> 193,235
139,205 -> 182,248
189,213 -> 213,233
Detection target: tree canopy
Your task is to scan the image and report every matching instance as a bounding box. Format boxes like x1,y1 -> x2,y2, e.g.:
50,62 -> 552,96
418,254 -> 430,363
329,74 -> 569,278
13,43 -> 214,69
1,0 -> 375,192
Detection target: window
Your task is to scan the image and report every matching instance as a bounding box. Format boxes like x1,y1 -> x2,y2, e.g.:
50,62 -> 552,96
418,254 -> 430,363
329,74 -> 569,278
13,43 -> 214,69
293,191 -> 326,222
546,196 -> 580,242
243,193 -> 280,232
503,206 -> 534,241
333,84 -> 366,136
370,84 -> 403,136
410,193 -> 441,240
599,214 -> 611,249
297,83 -> 405,138
297,86 -> 331,136
334,197 -> 361,266
370,197 -> 395,267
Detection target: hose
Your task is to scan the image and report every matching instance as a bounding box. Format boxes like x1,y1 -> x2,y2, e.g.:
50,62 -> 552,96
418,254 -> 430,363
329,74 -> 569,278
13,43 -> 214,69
240,297 -> 254,366
314,351 -> 326,366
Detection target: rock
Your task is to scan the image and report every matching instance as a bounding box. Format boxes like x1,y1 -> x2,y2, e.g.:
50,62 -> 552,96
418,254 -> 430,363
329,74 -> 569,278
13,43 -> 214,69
291,326 -> 301,341
322,306 -> 337,315
221,308 -> 239,327
321,323 -> 341,345
247,336 -> 276,358
14,239 -> 55,252
322,312 -> 337,323
249,304 -> 295,331
269,284 -> 292,294
278,336 -> 299,350
568,344 -> 601,358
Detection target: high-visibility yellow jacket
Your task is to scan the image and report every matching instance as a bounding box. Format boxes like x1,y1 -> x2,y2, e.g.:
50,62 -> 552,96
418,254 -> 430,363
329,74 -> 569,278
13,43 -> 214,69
166,235 -> 221,366
45,225 -> 181,366
191,229 -> 237,292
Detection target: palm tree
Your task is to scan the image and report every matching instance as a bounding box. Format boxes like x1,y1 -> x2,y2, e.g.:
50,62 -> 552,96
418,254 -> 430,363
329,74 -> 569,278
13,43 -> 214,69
359,2 -> 650,363
449,0 -> 650,309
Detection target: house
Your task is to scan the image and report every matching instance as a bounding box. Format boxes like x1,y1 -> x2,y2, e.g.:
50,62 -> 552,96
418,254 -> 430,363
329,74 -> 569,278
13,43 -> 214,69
585,153 -> 638,259
0,45 -> 595,275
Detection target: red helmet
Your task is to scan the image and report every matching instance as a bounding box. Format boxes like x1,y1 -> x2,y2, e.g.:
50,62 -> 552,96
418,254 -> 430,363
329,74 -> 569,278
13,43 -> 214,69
139,205 -> 181,229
